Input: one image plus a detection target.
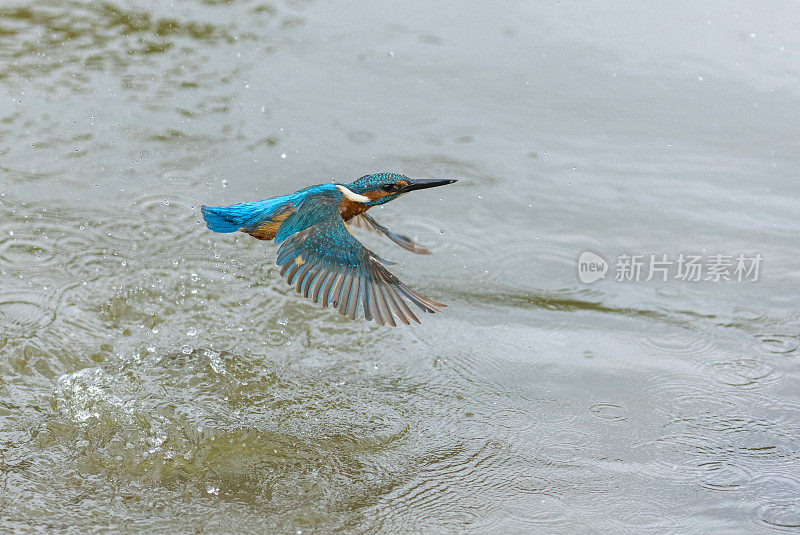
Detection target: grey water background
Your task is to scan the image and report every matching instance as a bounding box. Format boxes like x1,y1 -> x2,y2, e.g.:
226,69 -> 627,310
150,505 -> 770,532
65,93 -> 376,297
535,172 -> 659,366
1,0 -> 799,532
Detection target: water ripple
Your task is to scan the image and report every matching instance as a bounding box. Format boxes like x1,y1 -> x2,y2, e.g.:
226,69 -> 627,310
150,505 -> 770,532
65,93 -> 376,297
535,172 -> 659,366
634,328 -> 718,358
709,359 -> 777,389
589,402 -> 627,422
380,440 -> 521,530
757,334 -> 798,355
758,502 -> 800,529
0,288 -> 57,338
697,459 -> 753,491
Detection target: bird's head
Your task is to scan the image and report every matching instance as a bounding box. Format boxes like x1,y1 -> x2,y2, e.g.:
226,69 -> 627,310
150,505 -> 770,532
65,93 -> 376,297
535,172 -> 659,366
337,172 -> 456,206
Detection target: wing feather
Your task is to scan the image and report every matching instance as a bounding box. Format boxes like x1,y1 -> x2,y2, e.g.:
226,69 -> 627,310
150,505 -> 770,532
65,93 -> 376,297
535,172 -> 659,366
331,270 -> 346,308
346,273 -> 361,320
321,266 -> 340,308
284,262 -> 303,285
303,264 -> 323,298
274,190 -> 446,326
368,278 -> 384,326
312,269 -> 332,303
375,278 -> 397,327
362,275 -> 374,323
384,281 -> 418,324
294,263 -> 314,293
378,274 -> 411,326
338,272 -> 355,316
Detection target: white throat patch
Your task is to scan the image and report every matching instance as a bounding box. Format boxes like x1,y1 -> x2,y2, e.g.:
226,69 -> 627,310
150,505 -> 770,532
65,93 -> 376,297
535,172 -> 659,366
336,185 -> 370,203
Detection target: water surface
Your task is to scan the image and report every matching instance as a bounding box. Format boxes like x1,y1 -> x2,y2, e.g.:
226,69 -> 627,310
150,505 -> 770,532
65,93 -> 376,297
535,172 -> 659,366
1,0 -> 800,532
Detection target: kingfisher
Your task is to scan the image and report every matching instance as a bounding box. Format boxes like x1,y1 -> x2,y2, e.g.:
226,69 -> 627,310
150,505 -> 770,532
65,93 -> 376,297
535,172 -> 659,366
201,172 -> 457,326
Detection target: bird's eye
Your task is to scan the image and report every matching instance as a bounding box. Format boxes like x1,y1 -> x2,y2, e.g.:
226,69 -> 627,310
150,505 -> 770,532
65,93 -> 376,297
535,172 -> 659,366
381,183 -> 397,192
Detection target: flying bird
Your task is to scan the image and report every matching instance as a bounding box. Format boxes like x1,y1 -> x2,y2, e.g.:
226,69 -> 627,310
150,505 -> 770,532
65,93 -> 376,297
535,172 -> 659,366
201,173 -> 456,326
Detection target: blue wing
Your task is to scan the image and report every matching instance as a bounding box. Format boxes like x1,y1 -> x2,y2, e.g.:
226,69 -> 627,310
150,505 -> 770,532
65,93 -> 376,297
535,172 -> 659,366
274,188 -> 445,326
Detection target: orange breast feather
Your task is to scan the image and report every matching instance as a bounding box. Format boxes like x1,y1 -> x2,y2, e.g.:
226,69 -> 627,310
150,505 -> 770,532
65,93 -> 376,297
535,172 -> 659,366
338,198 -> 371,221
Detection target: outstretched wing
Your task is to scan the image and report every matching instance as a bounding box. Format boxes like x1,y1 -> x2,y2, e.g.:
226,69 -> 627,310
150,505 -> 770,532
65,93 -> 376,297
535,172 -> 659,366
274,191 -> 445,326
349,213 -> 432,254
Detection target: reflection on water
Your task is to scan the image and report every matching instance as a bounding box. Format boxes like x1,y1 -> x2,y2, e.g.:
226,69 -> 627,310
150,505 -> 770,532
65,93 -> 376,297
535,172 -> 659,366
2,0 -> 800,532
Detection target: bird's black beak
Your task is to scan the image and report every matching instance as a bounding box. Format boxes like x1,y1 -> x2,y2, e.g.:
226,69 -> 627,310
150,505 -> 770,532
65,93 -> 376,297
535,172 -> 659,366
400,178 -> 457,193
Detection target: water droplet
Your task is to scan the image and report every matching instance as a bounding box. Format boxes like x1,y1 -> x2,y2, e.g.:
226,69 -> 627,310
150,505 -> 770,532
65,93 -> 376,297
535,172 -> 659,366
206,485 -> 219,495
280,153 -> 287,159
187,327 -> 197,337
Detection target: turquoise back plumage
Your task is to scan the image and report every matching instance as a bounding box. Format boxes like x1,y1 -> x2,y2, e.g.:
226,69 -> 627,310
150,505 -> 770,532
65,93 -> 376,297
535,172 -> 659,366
273,185 -> 341,243
201,187 -> 321,234
201,194 -> 294,233
201,173 -> 411,234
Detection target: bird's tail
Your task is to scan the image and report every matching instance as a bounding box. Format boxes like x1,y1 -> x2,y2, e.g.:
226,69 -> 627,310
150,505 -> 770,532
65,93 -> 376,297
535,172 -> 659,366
201,196 -> 293,234
201,205 -> 245,233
